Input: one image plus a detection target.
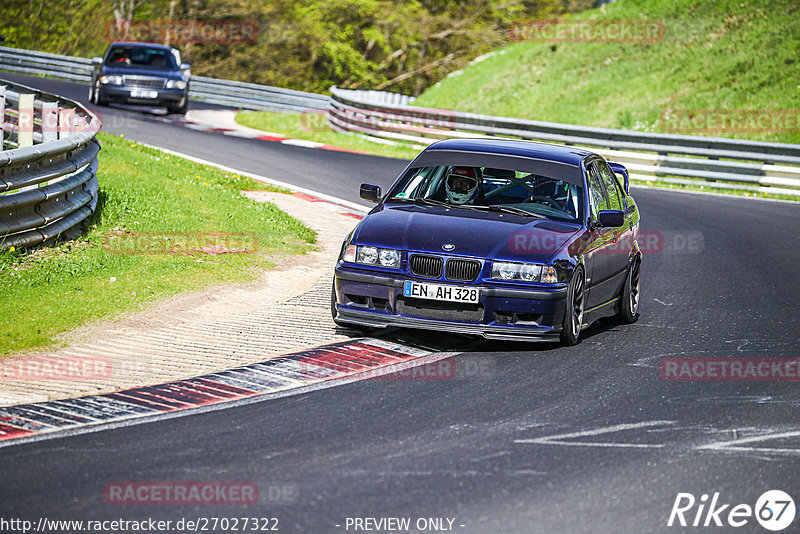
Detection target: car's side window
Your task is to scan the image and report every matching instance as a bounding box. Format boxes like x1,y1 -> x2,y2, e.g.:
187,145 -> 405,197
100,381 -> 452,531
586,162 -> 609,219
597,161 -> 624,210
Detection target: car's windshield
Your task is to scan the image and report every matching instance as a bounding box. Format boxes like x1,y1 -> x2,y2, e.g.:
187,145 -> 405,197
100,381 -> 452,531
105,46 -> 177,69
387,165 -> 584,222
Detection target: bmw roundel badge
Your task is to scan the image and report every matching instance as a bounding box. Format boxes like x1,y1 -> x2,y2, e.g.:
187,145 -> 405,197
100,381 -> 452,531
442,243 -> 455,251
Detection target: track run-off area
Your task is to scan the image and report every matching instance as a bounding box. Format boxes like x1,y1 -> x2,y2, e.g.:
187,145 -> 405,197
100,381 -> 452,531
1,73 -> 800,533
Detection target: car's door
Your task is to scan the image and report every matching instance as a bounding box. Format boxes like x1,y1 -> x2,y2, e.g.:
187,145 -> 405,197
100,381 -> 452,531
584,161 -> 608,309
583,160 -> 617,309
596,160 -> 631,300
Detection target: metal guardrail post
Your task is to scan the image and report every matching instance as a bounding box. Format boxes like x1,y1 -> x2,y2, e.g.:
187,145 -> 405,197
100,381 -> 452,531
58,107 -> 74,139
17,93 -> 33,148
42,101 -> 58,144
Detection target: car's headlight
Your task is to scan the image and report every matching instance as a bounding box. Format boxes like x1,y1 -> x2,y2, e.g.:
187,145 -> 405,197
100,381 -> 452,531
491,262 -> 559,283
341,245 -> 401,268
166,80 -> 187,90
100,75 -> 123,85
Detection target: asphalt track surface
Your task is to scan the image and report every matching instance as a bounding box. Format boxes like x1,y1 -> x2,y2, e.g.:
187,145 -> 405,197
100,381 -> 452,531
2,73 -> 800,533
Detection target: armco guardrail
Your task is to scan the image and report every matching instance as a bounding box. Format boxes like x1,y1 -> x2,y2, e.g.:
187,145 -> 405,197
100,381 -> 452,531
0,78 -> 101,249
188,76 -> 328,112
329,87 -> 800,196
4,46 -> 798,196
0,46 -> 329,113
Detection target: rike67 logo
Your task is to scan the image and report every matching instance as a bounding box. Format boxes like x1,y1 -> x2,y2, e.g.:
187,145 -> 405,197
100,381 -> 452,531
668,490 -> 795,531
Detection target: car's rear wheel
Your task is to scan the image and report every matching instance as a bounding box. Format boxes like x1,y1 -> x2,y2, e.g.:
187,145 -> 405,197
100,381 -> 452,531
560,266 -> 585,346
615,255 -> 641,324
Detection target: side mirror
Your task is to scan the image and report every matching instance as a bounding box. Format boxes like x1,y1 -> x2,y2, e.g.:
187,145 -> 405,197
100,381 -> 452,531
360,183 -> 381,203
596,210 -> 625,228
608,161 -> 629,195
92,57 -> 103,67
180,62 -> 191,70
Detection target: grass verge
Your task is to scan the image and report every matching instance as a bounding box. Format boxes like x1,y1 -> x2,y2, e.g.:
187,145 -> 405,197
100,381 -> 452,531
0,132 -> 316,356
415,0 -> 799,145
235,110 -> 420,160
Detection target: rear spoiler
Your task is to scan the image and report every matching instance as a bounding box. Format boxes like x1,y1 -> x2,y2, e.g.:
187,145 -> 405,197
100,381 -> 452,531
608,162 -> 629,195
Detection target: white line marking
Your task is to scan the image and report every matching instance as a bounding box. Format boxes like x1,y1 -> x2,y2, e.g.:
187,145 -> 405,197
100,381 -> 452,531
698,430 -> 800,455
282,138 -> 324,148
514,420 -> 674,449
133,141 -> 370,213
653,298 -> 673,306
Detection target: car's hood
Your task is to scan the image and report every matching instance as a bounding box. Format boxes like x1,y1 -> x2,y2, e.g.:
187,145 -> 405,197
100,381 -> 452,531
101,65 -> 184,80
353,204 -> 581,263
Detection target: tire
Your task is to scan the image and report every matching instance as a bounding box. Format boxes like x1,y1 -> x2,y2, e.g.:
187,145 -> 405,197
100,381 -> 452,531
167,97 -> 188,115
93,80 -> 108,106
560,266 -> 585,346
615,255 -> 641,324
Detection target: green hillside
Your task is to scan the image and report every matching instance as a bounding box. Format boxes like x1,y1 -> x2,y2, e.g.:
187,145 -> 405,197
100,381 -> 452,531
414,0 -> 800,143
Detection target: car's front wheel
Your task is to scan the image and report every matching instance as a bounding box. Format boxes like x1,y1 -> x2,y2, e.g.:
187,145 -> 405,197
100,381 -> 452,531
615,255 -> 641,324
92,80 -> 107,106
560,266 -> 585,346
167,97 -> 188,115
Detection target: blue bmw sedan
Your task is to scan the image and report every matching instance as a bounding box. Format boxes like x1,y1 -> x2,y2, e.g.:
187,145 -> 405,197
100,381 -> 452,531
332,138 -> 641,345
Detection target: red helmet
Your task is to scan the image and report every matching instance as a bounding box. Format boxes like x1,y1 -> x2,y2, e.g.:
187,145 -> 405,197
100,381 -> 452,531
445,166 -> 482,204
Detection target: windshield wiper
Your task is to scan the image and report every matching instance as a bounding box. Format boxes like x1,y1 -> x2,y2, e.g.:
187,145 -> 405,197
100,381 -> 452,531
467,204 -> 545,218
391,197 -> 451,208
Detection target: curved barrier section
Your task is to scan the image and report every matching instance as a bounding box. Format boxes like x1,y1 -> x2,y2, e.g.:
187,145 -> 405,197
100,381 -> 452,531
329,86 -> 800,196
0,78 -> 101,249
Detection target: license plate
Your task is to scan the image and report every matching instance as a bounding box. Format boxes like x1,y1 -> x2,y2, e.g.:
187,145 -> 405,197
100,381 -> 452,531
403,281 -> 479,304
130,88 -> 158,99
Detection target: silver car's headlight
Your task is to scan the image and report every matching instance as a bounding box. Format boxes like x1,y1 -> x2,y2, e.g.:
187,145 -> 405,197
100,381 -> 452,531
100,75 -> 123,85
491,262 -> 558,283
166,79 -> 187,90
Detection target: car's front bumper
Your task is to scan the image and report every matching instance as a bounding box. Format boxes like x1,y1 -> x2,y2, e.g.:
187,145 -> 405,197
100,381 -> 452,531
333,266 -> 569,342
99,85 -> 187,105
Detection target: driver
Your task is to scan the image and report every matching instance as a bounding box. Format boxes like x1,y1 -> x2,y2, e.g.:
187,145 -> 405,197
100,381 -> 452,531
445,166 -> 482,205
533,177 -> 571,211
